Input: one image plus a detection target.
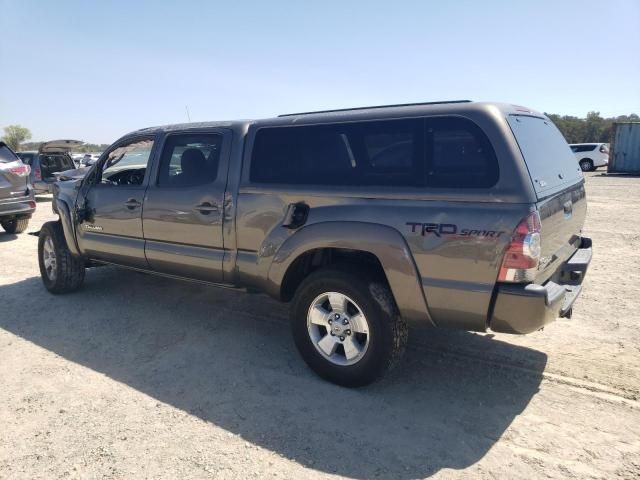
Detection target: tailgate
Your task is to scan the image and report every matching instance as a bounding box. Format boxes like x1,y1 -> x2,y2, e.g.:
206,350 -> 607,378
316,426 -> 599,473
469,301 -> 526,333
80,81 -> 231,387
536,181 -> 587,283
506,114 -> 587,284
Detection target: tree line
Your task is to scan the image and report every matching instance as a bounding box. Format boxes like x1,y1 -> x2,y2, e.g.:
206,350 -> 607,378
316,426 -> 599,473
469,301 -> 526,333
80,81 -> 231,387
545,111 -> 639,144
3,111 -> 639,152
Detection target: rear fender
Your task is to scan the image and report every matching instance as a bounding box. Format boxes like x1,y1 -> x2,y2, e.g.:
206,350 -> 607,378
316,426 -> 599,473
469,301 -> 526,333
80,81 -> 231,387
267,222 -> 435,326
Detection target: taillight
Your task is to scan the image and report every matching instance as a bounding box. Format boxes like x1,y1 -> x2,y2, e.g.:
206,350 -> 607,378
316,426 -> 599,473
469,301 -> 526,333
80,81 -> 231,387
34,167 -> 42,180
599,145 -> 609,154
9,165 -> 30,177
498,211 -> 541,283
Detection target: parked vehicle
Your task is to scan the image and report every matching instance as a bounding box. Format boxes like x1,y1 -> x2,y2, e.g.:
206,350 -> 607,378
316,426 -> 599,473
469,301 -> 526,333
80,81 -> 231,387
39,101 -> 592,386
17,140 -> 83,194
0,142 -> 35,234
80,153 -> 101,166
70,153 -> 84,167
569,143 -> 609,171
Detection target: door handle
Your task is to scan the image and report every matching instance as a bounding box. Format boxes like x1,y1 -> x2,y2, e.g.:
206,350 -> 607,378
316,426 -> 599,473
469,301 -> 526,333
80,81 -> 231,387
195,202 -> 219,214
124,199 -> 141,209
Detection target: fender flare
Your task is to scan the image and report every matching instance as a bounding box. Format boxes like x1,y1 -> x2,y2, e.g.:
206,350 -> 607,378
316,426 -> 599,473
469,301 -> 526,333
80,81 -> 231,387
267,221 -> 434,326
56,199 -> 81,257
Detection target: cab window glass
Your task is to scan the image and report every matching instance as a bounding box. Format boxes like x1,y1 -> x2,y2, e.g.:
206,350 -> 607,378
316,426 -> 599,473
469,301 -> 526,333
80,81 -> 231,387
250,119 -> 422,186
101,138 -> 154,186
157,134 -> 222,187
427,118 -> 499,188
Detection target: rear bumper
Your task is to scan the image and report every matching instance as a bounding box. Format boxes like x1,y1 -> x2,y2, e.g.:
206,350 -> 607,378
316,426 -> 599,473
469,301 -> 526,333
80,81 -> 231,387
0,193 -> 36,218
489,237 -> 592,334
594,157 -> 609,167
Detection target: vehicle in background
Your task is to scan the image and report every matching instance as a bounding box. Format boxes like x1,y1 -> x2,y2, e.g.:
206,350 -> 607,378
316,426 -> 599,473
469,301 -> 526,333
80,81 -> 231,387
80,153 -> 101,166
70,153 -> 84,167
0,142 -> 36,234
17,140 -> 83,194
55,152 -> 102,183
569,143 -> 609,171
41,101 -> 593,387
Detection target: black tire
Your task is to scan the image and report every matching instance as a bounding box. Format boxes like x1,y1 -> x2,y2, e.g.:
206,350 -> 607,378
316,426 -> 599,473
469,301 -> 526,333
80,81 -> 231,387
1,217 -> 29,234
38,221 -> 85,294
290,266 -> 408,387
579,158 -> 594,172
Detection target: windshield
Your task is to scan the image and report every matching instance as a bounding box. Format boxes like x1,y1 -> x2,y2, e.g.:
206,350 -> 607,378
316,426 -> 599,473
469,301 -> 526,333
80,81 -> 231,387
507,115 -> 583,198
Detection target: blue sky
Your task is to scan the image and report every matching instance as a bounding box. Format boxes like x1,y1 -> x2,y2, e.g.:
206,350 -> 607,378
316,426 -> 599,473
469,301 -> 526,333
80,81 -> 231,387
1,0 -> 639,144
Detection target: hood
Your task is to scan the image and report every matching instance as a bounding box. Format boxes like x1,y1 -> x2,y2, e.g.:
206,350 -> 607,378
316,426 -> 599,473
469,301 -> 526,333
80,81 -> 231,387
38,139 -> 84,153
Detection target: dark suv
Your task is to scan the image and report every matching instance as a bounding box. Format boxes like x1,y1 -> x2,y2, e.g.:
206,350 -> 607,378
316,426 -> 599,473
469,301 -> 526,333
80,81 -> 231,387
38,101 -> 592,386
0,142 -> 35,234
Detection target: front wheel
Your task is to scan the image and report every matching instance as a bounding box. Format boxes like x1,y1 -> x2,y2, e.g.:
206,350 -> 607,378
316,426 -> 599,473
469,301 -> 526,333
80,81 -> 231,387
290,267 -> 408,387
1,217 -> 29,234
38,221 -> 85,294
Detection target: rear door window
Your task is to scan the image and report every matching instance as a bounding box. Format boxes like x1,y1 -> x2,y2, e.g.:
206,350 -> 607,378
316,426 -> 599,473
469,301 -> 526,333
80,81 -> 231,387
507,115 -> 582,198
157,133 -> 222,186
572,145 -> 596,153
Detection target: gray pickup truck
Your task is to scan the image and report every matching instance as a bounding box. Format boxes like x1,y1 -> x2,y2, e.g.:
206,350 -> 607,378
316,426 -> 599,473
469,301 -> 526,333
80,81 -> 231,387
39,101 -> 592,386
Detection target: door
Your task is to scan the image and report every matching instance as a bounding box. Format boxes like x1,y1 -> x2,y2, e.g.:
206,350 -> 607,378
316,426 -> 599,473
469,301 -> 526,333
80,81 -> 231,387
77,136 -> 156,268
142,131 -> 230,282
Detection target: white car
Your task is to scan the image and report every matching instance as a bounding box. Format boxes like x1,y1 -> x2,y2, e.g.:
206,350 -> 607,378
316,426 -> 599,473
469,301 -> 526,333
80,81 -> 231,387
569,143 -> 609,171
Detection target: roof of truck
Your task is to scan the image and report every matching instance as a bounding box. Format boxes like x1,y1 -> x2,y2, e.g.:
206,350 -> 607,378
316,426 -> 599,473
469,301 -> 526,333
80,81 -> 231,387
125,101 -> 546,138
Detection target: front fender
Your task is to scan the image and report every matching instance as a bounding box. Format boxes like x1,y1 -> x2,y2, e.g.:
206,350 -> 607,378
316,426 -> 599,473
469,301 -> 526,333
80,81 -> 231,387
55,198 -> 81,257
267,222 -> 435,326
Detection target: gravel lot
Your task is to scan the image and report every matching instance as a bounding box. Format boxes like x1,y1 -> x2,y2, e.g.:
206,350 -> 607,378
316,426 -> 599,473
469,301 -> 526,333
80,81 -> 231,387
1,172 -> 639,479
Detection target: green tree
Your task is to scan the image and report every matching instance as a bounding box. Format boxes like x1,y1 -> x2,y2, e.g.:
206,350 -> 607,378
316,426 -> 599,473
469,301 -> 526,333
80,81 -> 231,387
2,125 -> 32,151
546,112 -> 639,144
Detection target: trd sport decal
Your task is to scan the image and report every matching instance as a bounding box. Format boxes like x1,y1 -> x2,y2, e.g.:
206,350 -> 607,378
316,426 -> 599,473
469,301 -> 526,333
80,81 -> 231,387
406,222 -> 505,238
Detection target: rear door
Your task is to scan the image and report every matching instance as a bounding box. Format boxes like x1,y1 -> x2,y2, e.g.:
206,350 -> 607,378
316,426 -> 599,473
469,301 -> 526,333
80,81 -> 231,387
507,115 -> 587,282
0,144 -> 29,200
77,136 -> 156,268
142,130 -> 230,282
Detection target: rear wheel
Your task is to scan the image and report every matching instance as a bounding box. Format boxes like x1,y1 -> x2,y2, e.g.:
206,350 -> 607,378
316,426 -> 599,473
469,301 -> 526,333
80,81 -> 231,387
579,158 -> 594,172
290,267 -> 408,387
38,221 -> 85,294
1,217 -> 29,234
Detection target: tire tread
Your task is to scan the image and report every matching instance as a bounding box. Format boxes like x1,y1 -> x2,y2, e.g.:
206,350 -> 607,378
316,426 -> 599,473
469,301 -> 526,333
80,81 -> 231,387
39,221 -> 85,294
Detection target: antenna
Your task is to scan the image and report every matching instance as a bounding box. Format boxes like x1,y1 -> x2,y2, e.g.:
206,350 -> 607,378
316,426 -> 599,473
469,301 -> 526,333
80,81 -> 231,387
185,105 -> 191,122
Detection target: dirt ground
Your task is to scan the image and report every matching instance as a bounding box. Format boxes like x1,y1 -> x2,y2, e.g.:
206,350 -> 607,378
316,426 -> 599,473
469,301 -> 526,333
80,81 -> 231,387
0,172 -> 639,479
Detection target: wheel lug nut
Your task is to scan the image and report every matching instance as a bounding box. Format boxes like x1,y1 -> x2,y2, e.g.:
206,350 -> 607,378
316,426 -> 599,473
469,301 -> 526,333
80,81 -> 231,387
343,319 -> 349,325
328,319 -> 333,324
330,332 -> 335,336
345,329 -> 351,335
339,336 -> 345,341
334,314 -> 340,319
